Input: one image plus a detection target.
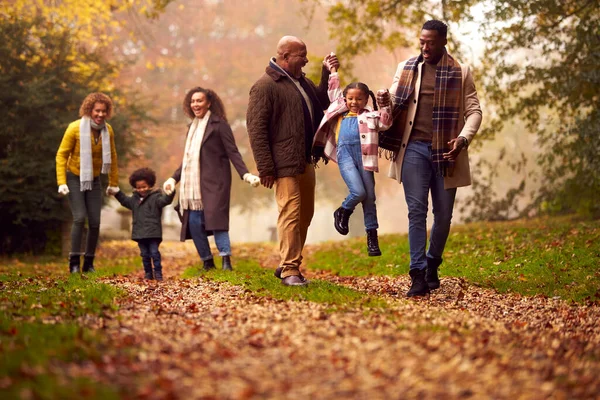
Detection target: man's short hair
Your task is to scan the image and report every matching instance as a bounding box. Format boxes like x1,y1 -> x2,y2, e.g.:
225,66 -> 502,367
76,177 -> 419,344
422,20 -> 448,39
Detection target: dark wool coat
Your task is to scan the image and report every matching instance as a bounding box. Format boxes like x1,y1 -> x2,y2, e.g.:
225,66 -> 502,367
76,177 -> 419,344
115,189 -> 175,240
172,113 -> 249,241
246,64 -> 330,178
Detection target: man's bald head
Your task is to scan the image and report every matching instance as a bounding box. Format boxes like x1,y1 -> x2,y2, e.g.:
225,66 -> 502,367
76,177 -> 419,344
275,36 -> 308,78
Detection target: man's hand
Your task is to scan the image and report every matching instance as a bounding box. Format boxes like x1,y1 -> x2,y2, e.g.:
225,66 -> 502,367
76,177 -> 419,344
323,52 -> 340,73
260,175 -> 276,189
443,137 -> 468,161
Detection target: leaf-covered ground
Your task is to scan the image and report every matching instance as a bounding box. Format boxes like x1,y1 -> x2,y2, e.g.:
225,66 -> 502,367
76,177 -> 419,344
2,217 -> 600,399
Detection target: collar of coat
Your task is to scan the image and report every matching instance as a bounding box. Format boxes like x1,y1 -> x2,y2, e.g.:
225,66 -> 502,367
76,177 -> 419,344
265,58 -> 306,82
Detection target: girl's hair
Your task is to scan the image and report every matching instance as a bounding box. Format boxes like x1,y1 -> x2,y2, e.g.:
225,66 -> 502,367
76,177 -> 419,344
79,92 -> 114,118
343,82 -> 378,111
182,87 -> 228,122
129,167 -> 156,188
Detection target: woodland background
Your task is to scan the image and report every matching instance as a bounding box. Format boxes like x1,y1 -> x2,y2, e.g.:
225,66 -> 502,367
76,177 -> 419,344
0,0 -> 598,254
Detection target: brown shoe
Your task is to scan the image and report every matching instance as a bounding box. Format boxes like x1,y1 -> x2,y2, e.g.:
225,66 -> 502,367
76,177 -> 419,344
275,267 -> 307,282
281,275 -> 309,286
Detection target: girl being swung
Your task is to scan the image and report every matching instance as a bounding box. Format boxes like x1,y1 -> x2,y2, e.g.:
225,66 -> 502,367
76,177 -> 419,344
312,56 -> 392,256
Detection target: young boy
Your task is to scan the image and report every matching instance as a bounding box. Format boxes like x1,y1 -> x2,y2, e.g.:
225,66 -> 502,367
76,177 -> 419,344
110,168 -> 175,281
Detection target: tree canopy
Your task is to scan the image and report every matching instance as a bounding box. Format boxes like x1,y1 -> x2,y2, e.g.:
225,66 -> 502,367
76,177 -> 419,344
308,0 -> 599,218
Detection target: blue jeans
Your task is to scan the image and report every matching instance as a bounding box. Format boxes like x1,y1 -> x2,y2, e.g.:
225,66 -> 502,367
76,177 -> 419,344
401,141 -> 456,270
138,238 -> 162,273
337,143 -> 378,230
188,210 -> 231,260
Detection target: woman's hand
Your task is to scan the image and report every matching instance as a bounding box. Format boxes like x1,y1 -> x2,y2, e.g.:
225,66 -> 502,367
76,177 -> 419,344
243,173 -> 260,187
163,178 -> 176,195
58,184 -> 69,196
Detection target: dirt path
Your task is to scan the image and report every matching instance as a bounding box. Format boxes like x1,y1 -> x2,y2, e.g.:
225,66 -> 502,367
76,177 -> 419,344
77,242 -> 600,399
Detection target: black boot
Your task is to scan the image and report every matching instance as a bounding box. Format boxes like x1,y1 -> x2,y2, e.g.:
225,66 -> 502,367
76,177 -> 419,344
407,268 -> 430,297
203,258 -> 216,271
153,267 -> 163,281
142,257 -> 154,280
222,256 -> 232,271
366,229 -> 382,256
426,257 -> 442,290
334,207 -> 353,235
82,255 -> 96,273
69,254 -> 80,274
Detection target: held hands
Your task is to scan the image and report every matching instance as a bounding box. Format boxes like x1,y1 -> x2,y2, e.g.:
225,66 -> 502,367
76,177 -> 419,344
106,186 -> 120,196
323,52 -> 340,73
443,137 -> 468,161
243,173 -> 260,187
58,184 -> 69,196
376,89 -> 391,108
163,178 -> 176,195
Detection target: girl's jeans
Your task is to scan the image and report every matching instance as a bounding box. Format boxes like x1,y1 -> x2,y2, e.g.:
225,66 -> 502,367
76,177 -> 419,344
337,143 -> 378,231
188,210 -> 231,260
66,172 -> 102,256
401,141 -> 456,271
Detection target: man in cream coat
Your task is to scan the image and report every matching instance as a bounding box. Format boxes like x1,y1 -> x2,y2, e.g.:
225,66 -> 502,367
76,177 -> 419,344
378,20 -> 482,297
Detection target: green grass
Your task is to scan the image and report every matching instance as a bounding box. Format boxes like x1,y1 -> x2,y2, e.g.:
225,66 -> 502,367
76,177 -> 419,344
0,257 -> 140,399
182,259 -> 388,309
306,216 -> 600,303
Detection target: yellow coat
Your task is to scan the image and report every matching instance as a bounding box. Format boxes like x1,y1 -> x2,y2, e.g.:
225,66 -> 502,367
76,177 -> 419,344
55,119 -> 119,186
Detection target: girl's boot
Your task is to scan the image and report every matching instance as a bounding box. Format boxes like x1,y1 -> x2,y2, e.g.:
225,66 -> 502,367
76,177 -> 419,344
334,207 -> 353,235
69,254 -> 80,274
82,255 -> 96,273
366,229 -> 382,256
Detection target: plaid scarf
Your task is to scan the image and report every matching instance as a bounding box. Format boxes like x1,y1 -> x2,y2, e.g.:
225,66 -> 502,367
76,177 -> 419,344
180,111 -> 210,211
380,51 -> 462,176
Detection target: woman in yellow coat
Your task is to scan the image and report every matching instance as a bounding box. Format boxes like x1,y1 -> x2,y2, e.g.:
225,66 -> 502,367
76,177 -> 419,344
56,93 -> 119,274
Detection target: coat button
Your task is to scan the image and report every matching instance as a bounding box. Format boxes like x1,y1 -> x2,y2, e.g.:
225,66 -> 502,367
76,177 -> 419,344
359,120 -> 363,123
413,99 -> 417,103
361,135 -> 366,138
402,143 -> 406,148
409,121 -> 412,125
363,152 -> 367,155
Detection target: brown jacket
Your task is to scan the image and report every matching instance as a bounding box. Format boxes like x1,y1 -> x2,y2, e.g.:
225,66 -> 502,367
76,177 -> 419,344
171,114 -> 249,241
247,63 -> 330,178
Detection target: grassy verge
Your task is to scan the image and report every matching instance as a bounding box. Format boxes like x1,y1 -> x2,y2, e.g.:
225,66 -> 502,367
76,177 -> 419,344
182,259 -> 388,309
0,258 -> 139,398
306,216 -> 600,302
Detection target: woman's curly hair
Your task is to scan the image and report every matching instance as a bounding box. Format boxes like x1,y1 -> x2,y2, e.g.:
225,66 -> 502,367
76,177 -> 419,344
182,87 -> 227,122
79,92 -> 114,119
128,167 -> 156,188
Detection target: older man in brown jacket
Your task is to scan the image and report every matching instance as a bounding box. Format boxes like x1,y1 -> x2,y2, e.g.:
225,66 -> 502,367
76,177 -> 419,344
247,36 -> 338,286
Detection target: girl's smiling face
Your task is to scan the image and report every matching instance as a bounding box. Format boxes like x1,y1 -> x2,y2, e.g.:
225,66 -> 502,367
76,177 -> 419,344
345,88 -> 369,113
91,102 -> 107,126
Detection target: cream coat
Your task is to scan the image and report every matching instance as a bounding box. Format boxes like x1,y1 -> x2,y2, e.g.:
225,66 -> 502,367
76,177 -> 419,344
387,59 -> 482,189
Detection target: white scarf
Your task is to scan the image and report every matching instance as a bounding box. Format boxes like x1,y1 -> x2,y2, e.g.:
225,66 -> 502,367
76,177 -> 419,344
79,116 -> 111,191
180,111 -> 210,210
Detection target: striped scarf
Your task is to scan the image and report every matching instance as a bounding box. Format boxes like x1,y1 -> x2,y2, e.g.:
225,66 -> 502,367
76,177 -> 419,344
179,111 -> 210,211
380,51 -> 462,176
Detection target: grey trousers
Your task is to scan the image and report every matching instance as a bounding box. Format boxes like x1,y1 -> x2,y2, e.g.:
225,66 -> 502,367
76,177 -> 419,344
66,172 -> 102,256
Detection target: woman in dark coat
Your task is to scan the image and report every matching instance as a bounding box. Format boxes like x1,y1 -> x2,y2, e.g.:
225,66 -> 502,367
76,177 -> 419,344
163,87 -> 259,271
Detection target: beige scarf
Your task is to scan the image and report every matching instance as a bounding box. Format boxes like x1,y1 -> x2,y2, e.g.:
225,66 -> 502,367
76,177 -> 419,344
179,111 -> 210,210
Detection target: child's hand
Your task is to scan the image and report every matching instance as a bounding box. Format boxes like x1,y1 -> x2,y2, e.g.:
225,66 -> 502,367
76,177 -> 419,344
106,186 -> 120,196
323,52 -> 339,73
